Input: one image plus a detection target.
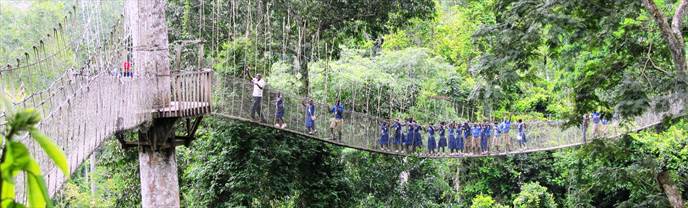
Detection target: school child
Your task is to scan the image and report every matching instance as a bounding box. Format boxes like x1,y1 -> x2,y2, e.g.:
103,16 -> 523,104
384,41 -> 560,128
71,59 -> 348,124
471,123 -> 482,155
405,118 -> 415,153
463,122 -> 471,154
592,112 -> 601,136
329,100 -> 345,141
481,123 -> 491,154
517,119 -> 527,148
392,119 -> 403,151
582,114 -> 590,143
414,122 -> 423,152
494,122 -> 501,152
457,123 -> 465,153
427,123 -> 436,154
448,123 -> 457,153
600,117 -> 609,136
379,121 -> 389,150
502,120 -> 512,152
274,93 -> 286,128
438,122 -> 447,153
302,99 -> 316,135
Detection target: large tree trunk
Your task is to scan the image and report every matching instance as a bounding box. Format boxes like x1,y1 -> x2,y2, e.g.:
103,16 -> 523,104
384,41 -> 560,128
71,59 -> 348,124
657,170 -> 685,208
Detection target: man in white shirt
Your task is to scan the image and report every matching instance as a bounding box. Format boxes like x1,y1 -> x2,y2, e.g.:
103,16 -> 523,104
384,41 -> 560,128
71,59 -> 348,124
247,68 -> 266,123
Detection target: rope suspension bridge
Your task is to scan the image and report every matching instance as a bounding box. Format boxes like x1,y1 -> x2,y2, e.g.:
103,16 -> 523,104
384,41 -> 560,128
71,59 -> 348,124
1,1 -> 685,207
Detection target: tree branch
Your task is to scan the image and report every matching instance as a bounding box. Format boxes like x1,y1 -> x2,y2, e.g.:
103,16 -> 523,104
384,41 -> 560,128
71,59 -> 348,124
642,0 -> 687,73
672,0 -> 688,40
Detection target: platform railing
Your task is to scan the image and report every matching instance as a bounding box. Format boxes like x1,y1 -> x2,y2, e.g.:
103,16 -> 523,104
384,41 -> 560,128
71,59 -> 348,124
159,69 -> 213,118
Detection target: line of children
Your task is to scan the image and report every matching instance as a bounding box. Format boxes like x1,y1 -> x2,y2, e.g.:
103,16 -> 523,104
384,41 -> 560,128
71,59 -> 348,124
375,118 -> 535,156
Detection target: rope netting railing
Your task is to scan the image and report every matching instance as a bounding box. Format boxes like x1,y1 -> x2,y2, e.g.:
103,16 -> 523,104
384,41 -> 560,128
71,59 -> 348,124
1,3 -> 164,199
213,74 -> 686,158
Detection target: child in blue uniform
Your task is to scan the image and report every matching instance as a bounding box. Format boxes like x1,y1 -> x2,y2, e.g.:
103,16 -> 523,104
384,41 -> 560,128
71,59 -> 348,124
494,122 -> 501,152
275,93 -> 285,128
414,122 -> 423,152
463,122 -> 471,154
427,124 -> 436,154
457,123 -> 464,153
405,119 -> 415,153
592,112 -> 601,136
302,99 -> 316,135
438,122 -> 447,153
502,120 -> 511,151
379,121 -> 389,150
471,124 -> 481,155
392,119 -> 403,151
517,119 -> 527,148
481,123 -> 491,154
448,122 -> 456,153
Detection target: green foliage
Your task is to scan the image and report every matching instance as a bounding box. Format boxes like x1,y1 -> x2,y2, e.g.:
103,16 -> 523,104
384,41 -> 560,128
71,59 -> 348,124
181,118 -> 352,207
512,182 -> 557,208
1,108 -> 69,208
470,194 -> 507,208
55,139 -> 141,208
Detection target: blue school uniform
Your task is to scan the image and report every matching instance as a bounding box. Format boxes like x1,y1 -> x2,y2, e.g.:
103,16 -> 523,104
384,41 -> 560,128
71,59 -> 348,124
471,126 -> 481,139
305,104 -> 315,128
503,121 -> 511,133
427,126 -> 436,151
331,103 -> 345,119
481,125 -> 491,151
601,118 -> 608,125
415,124 -> 423,147
438,126 -> 447,148
495,125 -> 501,138
379,124 -> 389,145
463,125 -> 471,140
518,122 -> 527,144
393,122 -> 403,145
405,124 -> 415,145
448,127 -> 456,150
592,112 -> 601,124
457,127 -> 464,150
275,97 -> 284,119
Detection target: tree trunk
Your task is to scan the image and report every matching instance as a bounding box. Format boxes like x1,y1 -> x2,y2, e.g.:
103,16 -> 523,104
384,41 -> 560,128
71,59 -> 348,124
657,170 -> 685,208
642,0 -> 688,74
298,44 -> 309,95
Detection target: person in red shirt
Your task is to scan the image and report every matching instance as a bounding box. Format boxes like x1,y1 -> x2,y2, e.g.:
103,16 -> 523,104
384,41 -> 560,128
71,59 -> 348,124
122,60 -> 132,77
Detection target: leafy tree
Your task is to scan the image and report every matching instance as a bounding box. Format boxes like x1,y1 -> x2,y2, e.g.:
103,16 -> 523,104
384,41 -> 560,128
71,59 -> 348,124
0,100 -> 69,207
512,182 -> 557,208
470,194 -> 507,208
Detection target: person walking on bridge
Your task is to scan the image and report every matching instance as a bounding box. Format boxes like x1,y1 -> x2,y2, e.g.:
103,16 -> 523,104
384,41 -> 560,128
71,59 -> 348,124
302,99 -> 317,135
329,100 -> 345,141
246,67 -> 266,123
275,92 -> 285,128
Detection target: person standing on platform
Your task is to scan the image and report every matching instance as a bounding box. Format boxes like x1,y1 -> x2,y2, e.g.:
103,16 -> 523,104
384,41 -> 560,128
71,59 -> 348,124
246,67 -> 267,123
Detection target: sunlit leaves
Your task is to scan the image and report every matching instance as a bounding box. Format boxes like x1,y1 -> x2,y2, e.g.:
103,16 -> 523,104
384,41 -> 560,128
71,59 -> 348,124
1,108 -> 69,208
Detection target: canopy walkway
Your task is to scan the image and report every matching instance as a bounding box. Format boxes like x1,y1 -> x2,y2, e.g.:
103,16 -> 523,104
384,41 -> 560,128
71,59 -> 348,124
1,3 -> 686,203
